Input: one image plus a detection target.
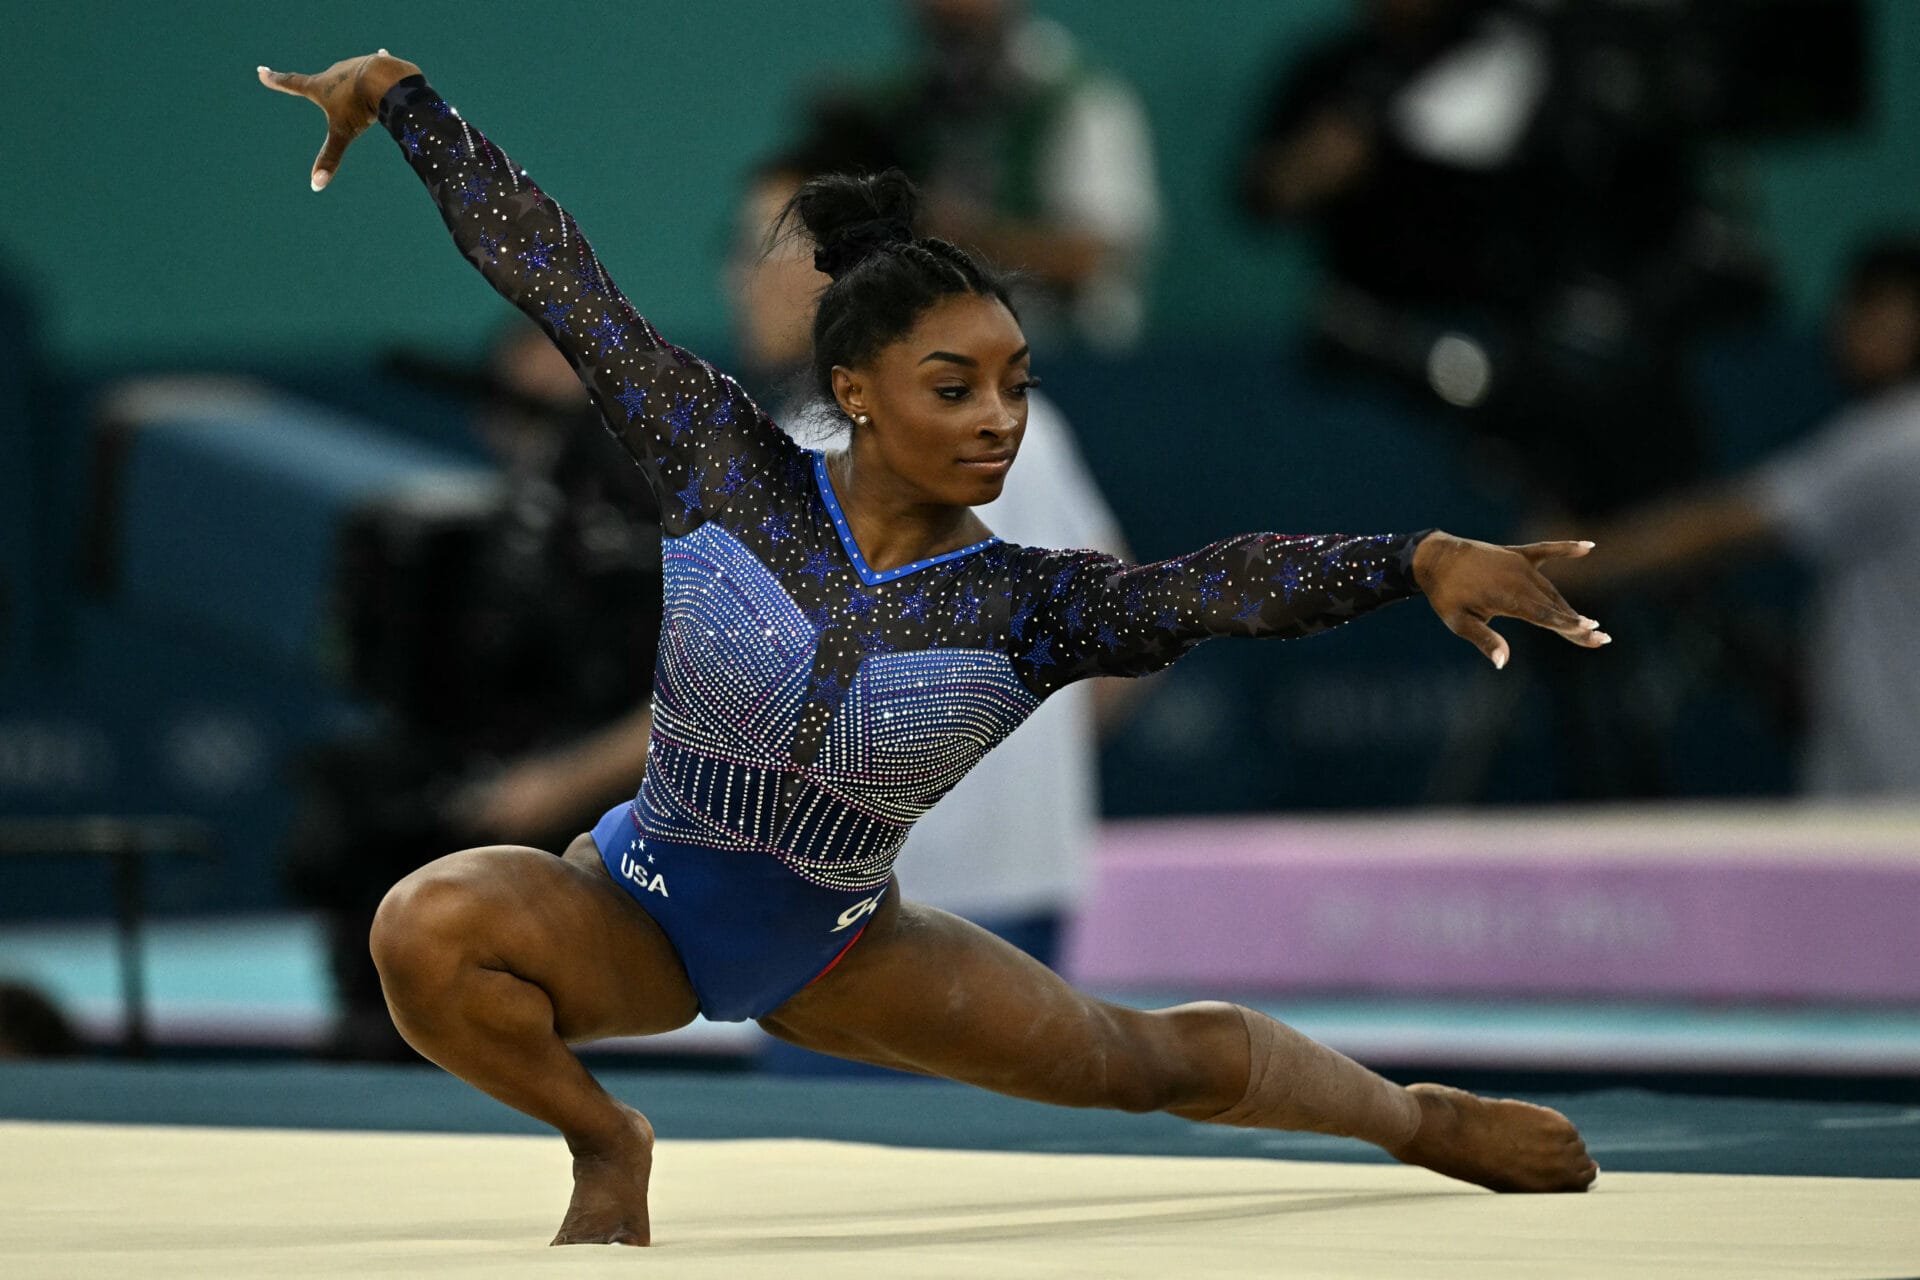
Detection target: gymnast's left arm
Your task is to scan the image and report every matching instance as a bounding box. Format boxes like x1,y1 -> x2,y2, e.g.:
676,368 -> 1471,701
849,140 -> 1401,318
256,53 -> 787,537
1013,529 -> 1608,692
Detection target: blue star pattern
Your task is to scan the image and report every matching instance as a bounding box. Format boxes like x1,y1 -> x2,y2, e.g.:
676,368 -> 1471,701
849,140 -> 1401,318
589,313 -> 627,356
675,467 -> 705,515
799,549 -> 837,584
783,450 -> 813,495
664,393 -> 699,442
374,75 -> 1428,899
574,255 -> 606,296
954,587 -> 985,626
613,381 -> 648,421
517,232 -> 557,270
1271,559 -> 1305,603
808,666 -> 845,709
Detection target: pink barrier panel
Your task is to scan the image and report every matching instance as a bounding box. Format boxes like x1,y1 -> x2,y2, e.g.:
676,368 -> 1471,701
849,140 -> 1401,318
1062,808 -> 1920,1001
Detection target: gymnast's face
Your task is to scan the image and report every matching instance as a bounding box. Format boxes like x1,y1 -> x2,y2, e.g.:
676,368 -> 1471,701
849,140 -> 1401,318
833,293 -> 1033,508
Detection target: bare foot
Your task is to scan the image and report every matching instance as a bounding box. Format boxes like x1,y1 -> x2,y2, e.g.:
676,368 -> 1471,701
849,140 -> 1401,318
552,1102 -> 656,1245
1389,1083 -> 1598,1193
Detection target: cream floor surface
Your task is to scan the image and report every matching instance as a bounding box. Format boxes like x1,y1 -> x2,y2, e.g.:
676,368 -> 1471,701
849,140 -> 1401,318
5,1122 -> 1918,1279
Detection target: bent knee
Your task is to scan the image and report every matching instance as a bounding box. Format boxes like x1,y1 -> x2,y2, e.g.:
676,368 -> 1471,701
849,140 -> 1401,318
369,853 -> 515,985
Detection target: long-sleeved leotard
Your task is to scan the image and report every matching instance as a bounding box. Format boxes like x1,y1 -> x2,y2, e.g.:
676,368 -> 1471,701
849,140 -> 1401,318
379,77 -> 1429,895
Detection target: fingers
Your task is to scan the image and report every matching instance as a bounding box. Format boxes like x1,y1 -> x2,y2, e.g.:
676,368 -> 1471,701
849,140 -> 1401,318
1528,582 -> 1612,647
1517,585 -> 1609,646
1432,541 -> 1613,666
1511,594 -> 1610,648
258,65 -> 343,191
1512,540 -> 1595,565
255,66 -> 311,99
1452,595 -> 1610,669
311,127 -> 352,191
1445,613 -> 1511,671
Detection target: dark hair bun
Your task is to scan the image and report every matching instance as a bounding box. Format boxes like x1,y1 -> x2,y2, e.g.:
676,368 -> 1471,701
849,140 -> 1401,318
787,169 -> 921,280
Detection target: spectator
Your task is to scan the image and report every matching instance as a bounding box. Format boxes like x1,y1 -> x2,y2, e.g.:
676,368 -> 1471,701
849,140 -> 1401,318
444,322 -> 661,846
1242,0 -> 1780,800
810,0 -> 1162,351
1550,238 -> 1920,797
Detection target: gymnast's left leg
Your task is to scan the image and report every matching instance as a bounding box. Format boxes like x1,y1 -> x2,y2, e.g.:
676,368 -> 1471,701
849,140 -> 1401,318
760,895 -> 1597,1194
370,833 -> 701,1244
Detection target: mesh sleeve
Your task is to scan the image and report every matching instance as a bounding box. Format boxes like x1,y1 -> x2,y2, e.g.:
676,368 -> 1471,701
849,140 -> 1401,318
377,76 -> 799,535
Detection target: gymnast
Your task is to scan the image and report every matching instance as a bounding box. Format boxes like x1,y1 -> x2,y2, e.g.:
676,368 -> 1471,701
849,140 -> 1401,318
259,52 -> 1607,1245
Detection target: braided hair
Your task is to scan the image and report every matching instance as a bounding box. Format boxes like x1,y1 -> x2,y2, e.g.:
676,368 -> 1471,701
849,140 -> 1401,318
774,169 -> 1018,415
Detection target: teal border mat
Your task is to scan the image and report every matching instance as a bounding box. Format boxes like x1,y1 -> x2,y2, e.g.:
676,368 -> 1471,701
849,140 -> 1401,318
3,1063 -> 1916,1178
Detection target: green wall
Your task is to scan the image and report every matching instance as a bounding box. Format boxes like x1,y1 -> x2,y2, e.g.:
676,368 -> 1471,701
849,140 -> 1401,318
7,0 -> 1916,365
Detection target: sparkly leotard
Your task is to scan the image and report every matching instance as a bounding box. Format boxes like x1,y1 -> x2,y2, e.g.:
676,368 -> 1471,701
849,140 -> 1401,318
378,78 -> 1430,1017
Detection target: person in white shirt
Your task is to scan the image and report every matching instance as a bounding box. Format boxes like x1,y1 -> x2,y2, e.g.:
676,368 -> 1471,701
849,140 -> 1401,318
1551,238 -> 1920,796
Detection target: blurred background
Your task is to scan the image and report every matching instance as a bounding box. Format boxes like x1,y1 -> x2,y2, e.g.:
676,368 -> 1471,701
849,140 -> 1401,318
2,0 -> 1917,1097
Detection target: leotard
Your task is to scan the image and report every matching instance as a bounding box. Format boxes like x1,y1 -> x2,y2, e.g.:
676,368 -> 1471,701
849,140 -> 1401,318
378,77 -> 1430,1018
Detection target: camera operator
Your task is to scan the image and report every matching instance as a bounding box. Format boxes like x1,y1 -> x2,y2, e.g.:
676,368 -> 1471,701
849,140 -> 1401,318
1241,0 -> 1770,521
286,318 -> 662,1060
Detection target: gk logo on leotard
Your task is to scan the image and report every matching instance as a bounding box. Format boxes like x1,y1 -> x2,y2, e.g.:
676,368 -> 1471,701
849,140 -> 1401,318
832,892 -> 883,933
618,850 -> 669,897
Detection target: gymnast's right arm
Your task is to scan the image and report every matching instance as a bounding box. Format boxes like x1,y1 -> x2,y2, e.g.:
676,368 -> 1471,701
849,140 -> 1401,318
257,53 -> 783,533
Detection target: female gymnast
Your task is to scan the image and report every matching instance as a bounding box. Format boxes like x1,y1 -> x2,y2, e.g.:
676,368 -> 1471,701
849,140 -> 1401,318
259,52 -> 1607,1245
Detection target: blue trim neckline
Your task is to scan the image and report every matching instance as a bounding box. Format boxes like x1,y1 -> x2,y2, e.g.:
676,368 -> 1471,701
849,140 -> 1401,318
811,451 -> 1000,586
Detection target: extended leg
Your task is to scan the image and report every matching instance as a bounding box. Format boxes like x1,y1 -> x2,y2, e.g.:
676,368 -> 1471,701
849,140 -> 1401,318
762,897 -> 1595,1193
370,835 -> 700,1244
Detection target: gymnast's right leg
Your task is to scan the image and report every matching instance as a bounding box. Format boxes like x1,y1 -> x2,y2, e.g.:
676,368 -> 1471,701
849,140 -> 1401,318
369,834 -> 699,1246
763,896 -> 1598,1194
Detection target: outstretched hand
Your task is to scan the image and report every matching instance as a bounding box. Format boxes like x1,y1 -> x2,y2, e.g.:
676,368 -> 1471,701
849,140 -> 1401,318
1413,533 -> 1609,669
256,51 -> 421,191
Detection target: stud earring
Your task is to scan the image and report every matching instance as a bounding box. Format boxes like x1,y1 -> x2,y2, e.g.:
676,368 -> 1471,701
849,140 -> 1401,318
855,413 -> 870,425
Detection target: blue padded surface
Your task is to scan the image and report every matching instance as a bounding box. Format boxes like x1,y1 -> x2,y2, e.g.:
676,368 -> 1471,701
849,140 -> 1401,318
116,396 -> 491,669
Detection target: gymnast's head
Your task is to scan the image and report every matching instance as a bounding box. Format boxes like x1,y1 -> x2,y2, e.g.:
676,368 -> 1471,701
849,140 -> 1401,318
777,169 -> 1032,507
